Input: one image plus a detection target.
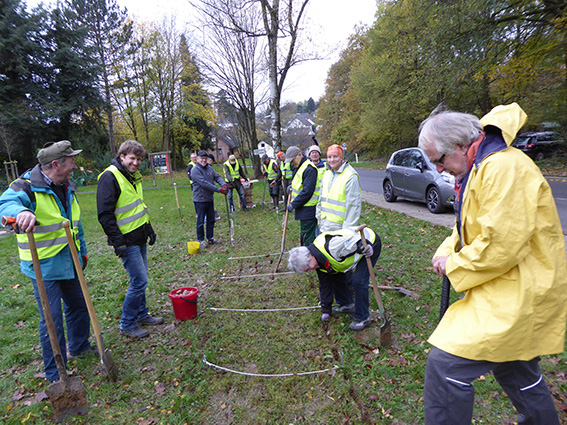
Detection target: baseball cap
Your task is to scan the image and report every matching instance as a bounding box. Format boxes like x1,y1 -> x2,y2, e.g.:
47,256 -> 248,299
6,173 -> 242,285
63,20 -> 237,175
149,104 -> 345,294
276,151 -> 284,159
307,145 -> 321,155
229,154 -> 236,164
285,146 -> 301,163
37,140 -> 82,165
197,150 -> 208,157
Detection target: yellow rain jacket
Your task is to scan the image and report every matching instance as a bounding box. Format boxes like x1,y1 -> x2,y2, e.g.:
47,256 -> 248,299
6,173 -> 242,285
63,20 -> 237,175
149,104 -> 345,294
429,103 -> 567,362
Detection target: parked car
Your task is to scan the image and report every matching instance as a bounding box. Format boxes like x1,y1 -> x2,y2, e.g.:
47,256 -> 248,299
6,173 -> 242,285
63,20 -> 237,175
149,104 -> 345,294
383,148 -> 455,214
511,131 -> 565,160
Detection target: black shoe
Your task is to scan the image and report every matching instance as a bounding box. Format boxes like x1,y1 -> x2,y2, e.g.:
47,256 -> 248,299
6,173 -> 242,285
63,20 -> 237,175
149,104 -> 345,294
332,303 -> 355,314
208,238 -> 220,245
137,316 -> 164,326
69,345 -> 97,359
120,326 -> 149,338
349,317 -> 371,331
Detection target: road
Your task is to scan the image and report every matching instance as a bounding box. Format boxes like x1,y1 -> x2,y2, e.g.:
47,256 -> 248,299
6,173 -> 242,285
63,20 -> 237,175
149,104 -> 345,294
355,167 -> 567,236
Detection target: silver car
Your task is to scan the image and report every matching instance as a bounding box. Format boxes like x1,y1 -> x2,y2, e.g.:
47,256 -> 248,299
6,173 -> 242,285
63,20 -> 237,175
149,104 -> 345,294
383,148 -> 455,213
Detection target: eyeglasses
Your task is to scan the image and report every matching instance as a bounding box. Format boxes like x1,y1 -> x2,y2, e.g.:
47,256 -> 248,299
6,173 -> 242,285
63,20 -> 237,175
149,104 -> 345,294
432,153 -> 446,166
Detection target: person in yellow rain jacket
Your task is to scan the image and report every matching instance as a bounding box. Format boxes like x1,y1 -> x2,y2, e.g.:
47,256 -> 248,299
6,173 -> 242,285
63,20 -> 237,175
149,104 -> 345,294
418,103 -> 567,425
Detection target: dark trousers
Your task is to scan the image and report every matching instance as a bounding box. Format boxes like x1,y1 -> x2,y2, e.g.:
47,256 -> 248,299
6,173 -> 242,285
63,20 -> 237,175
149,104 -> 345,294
424,347 -> 560,425
300,218 -> 318,246
317,270 -> 354,314
194,201 -> 215,242
31,276 -> 91,382
351,238 -> 381,322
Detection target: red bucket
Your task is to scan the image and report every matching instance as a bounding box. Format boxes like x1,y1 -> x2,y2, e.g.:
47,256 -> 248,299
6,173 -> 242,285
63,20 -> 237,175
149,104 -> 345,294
169,287 -> 199,320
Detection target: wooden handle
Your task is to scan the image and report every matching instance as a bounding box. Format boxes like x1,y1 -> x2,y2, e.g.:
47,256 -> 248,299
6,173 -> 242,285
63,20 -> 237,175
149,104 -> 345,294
173,183 -> 180,209
27,230 -> 69,383
62,221 -> 104,357
357,226 -> 388,323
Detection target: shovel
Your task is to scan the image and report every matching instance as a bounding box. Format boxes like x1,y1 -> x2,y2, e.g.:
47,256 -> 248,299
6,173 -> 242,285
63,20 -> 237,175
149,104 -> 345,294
62,221 -> 119,382
27,229 -> 89,421
274,192 -> 291,273
356,224 -> 392,347
224,195 -> 235,246
173,183 -> 183,225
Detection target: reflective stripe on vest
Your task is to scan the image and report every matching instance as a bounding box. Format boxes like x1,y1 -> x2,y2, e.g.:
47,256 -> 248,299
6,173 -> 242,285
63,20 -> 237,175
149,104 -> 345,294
224,160 -> 240,180
319,166 -> 358,224
282,162 -> 293,180
16,192 -> 81,261
103,165 -> 149,234
291,160 -> 320,206
313,227 -> 376,273
264,160 -> 278,181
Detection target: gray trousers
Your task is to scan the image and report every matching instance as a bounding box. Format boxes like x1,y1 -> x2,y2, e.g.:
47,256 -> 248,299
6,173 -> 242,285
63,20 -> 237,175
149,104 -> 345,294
424,347 -> 560,425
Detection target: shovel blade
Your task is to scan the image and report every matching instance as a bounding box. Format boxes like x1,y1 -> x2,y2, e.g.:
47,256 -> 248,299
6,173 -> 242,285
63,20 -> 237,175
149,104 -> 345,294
379,317 -> 392,347
101,349 -> 119,382
47,376 -> 88,422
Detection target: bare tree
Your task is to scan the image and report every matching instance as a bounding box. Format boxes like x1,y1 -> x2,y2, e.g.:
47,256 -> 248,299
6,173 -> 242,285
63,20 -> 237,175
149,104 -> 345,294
192,0 -> 266,177
258,0 -> 310,152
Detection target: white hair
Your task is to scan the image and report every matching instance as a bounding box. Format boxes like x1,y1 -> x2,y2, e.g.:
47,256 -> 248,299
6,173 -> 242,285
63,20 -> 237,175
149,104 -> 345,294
418,111 -> 482,155
287,246 -> 311,274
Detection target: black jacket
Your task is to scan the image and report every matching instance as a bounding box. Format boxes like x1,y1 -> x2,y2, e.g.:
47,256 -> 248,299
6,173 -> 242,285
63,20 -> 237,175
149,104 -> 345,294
291,156 -> 317,221
97,157 -> 155,248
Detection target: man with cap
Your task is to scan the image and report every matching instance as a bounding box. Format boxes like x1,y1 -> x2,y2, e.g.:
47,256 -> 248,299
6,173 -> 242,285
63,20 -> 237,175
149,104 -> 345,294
0,140 -> 92,381
186,152 -> 197,189
223,154 -> 249,212
97,140 -> 162,339
261,154 -> 282,210
285,145 -> 320,246
317,144 -> 361,233
191,150 -> 228,246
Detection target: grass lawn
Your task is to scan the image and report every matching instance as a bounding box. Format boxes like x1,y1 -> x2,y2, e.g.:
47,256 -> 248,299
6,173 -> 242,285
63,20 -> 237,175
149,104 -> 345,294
1,171 -> 566,424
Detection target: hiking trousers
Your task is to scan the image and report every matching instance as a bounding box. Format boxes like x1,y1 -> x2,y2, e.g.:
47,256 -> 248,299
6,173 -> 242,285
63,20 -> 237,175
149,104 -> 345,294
424,347 -> 560,425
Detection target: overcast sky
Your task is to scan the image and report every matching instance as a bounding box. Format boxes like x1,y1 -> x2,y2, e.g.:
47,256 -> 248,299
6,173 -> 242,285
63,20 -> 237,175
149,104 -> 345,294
27,0 -> 377,103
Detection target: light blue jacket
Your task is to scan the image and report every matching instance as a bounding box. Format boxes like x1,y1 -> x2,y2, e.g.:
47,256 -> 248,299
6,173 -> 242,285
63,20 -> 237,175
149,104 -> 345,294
0,165 -> 87,280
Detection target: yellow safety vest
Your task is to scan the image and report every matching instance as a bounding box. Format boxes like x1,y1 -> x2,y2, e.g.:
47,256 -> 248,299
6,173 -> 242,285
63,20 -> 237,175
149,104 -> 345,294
319,166 -> 358,224
102,165 -> 149,234
188,160 -> 196,184
263,159 -> 278,181
16,191 -> 81,261
313,227 -> 376,273
282,162 -> 293,180
224,160 -> 240,181
291,160 -> 320,206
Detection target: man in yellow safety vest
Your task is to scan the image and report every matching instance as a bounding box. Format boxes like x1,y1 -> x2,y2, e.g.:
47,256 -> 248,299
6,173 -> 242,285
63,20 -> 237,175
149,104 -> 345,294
285,146 -> 320,246
0,140 -> 92,382
97,140 -> 162,339
223,154 -> 249,212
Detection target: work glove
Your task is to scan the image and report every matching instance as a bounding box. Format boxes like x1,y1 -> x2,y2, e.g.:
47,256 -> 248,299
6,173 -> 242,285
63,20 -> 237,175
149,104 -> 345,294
81,255 -> 88,270
220,185 -> 229,195
286,204 -> 294,213
148,231 -> 157,246
114,245 -> 127,258
361,244 -> 373,258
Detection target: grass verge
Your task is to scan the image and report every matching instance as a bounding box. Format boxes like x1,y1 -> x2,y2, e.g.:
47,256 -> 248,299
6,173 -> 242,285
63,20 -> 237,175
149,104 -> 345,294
1,171 -> 566,424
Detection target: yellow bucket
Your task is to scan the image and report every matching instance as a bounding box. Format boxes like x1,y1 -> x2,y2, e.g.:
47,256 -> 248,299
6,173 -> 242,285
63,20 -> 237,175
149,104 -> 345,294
187,241 -> 200,255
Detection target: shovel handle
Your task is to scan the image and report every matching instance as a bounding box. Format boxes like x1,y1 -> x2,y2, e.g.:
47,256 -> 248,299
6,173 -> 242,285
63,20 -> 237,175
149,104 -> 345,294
357,226 -> 388,323
62,221 -> 104,357
27,230 -> 69,384
439,275 -> 451,322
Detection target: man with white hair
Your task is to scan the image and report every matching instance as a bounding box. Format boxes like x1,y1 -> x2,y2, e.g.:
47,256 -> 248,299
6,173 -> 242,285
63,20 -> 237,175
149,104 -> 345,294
418,103 -> 567,424
287,226 -> 381,331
